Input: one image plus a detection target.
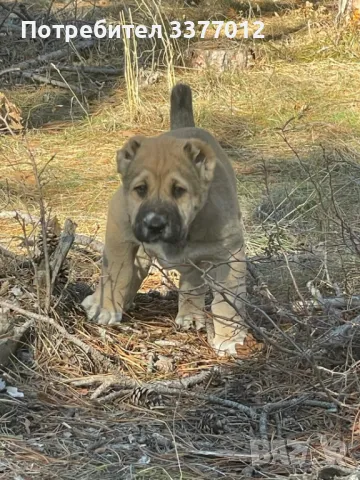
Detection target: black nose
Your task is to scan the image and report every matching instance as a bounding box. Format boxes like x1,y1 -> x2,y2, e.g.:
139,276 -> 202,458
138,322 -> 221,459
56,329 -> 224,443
143,213 -> 167,233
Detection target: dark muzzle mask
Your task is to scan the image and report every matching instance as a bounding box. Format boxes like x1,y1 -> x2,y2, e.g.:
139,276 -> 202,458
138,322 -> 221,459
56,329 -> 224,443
133,202 -> 183,244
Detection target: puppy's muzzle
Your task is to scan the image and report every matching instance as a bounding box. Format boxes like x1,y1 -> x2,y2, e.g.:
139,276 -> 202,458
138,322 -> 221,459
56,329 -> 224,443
134,204 -> 183,244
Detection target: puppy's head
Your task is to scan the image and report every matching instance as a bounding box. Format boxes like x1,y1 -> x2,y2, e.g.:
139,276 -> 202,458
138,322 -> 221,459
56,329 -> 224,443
116,135 -> 216,244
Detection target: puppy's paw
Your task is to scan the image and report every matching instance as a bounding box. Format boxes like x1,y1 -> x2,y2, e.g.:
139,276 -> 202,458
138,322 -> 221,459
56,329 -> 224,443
211,330 -> 248,357
81,294 -> 123,325
175,313 -> 206,331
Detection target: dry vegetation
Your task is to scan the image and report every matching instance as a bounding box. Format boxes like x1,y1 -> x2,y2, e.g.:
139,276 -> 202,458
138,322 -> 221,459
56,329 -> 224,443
1,0 -> 360,479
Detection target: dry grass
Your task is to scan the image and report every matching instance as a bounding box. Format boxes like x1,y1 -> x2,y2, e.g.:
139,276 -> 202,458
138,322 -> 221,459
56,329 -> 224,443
3,60 -> 360,241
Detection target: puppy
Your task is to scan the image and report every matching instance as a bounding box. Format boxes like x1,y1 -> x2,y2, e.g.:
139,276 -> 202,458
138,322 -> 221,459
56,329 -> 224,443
82,84 -> 248,355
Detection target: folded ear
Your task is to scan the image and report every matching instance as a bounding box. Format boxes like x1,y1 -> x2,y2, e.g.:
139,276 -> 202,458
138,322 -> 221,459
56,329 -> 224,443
183,139 -> 216,183
116,135 -> 145,175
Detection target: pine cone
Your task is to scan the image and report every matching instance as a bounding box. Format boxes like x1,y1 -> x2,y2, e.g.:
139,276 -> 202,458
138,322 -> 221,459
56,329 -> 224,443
198,412 -> 226,434
36,231 -> 59,254
55,259 -> 72,288
130,386 -> 163,409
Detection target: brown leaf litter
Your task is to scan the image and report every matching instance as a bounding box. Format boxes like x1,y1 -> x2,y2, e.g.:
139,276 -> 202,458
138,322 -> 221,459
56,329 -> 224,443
1,249 -> 360,479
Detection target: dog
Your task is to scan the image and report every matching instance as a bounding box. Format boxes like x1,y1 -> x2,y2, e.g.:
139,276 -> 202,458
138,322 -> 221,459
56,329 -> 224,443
81,84 -> 248,356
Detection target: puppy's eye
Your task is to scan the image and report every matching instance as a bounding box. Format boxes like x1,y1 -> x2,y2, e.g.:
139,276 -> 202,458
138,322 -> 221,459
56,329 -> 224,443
134,184 -> 147,198
172,185 -> 187,199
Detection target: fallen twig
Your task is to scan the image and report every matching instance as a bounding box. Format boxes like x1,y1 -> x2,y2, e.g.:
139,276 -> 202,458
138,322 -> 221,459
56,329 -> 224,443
20,71 -> 84,94
0,67 -> 21,77
99,383 -> 257,417
69,369 -> 216,399
0,301 -> 118,373
73,234 -> 104,253
53,65 -> 123,75
49,218 -> 76,292
66,371 -> 255,416
0,39 -> 95,76
0,211 -> 39,225
68,374 -> 137,389
186,449 -> 256,460
316,314 -> 360,349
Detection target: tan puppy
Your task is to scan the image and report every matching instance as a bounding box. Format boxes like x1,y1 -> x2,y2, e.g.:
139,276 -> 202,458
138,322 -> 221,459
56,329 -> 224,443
82,84 -> 248,355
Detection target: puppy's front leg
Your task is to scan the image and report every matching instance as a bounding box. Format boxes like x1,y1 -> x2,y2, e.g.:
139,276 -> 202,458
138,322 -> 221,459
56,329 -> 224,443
176,267 -> 207,331
82,190 -> 139,325
210,246 -> 248,356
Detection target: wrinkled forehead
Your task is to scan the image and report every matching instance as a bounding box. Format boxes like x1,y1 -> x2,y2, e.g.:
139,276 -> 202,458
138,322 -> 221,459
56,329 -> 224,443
124,137 -> 198,186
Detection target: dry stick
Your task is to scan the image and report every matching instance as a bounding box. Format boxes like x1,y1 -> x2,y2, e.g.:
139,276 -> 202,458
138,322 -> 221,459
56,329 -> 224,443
0,112 -> 16,136
259,395 -> 337,440
282,250 -> 308,314
91,379 -> 122,400
49,218 -> 76,293
70,369 -> 216,400
0,301 -> 118,373
307,280 -> 360,311
44,0 -> 56,23
20,71 -> 84,94
0,39 -> 95,75
315,314 -> 360,349
0,67 -> 21,76
186,450 -> 256,460
98,383 -> 257,418
27,151 -> 51,314
0,211 -> 39,225
73,234 -> 104,253
98,383 -> 336,423
50,64 -> 88,116
53,65 -> 123,75
69,374 -> 137,389
67,374 -> 255,417
160,369 -> 216,389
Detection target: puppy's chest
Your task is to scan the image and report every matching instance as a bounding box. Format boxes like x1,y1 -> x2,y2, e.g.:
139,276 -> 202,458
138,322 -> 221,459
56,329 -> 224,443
142,242 -> 188,270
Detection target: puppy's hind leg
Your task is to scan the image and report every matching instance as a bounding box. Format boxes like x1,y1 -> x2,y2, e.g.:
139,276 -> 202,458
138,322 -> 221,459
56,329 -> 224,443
210,246 -> 248,356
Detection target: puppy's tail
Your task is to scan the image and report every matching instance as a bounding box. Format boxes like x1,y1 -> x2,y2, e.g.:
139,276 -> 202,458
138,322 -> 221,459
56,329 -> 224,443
170,83 -> 195,130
